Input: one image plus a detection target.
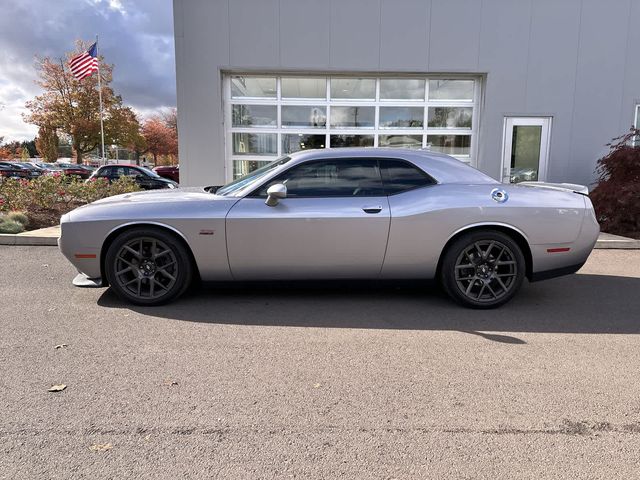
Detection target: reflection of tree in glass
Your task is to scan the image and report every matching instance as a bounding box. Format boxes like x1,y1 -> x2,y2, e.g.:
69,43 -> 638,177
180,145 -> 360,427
428,107 -> 472,128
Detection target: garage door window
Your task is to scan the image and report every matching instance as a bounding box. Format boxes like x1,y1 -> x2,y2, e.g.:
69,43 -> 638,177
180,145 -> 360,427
225,75 -> 480,179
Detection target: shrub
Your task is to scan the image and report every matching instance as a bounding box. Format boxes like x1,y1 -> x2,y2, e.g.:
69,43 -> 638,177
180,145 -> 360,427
6,211 -> 29,227
0,218 -> 25,234
590,128 -> 640,239
0,174 -> 142,230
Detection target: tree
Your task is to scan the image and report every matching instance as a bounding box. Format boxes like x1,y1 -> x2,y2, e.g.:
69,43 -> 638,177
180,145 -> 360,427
141,116 -> 178,164
24,40 -> 141,164
590,127 -> 640,238
35,126 -> 59,162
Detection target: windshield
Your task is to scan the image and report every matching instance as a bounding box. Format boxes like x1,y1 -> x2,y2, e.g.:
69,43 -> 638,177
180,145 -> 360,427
216,156 -> 291,196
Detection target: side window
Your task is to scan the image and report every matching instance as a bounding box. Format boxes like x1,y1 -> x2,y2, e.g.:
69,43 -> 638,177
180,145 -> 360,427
98,167 -> 111,177
380,159 -> 436,195
254,159 -> 384,197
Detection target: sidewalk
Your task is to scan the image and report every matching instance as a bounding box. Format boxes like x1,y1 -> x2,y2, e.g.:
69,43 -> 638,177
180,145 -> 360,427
1,225 -> 639,249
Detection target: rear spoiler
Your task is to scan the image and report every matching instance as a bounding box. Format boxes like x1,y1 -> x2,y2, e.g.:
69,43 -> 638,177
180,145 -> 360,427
518,181 -> 589,196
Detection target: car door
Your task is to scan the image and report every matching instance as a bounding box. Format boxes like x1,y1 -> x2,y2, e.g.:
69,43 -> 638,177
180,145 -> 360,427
225,158 -> 391,280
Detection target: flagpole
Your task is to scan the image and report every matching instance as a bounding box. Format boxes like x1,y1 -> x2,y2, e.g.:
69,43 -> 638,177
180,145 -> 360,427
95,34 -> 106,165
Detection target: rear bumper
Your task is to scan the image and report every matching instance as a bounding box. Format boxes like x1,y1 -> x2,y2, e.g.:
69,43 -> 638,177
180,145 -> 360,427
529,262 -> 586,282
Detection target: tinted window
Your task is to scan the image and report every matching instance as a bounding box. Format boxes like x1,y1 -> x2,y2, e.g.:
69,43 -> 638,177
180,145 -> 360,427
380,159 -> 435,194
255,159 -> 384,197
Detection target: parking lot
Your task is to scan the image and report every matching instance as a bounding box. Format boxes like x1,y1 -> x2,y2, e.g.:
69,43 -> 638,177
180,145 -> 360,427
1,246 -> 640,478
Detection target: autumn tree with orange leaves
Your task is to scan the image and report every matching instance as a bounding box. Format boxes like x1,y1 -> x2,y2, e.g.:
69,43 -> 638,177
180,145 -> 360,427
139,109 -> 178,165
24,40 -> 143,164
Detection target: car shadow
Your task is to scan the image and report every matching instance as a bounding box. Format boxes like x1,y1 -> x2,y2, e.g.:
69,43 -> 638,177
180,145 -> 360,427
96,273 -> 640,338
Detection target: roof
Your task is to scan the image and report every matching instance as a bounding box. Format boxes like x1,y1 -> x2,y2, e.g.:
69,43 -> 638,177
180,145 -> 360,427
288,148 -> 498,185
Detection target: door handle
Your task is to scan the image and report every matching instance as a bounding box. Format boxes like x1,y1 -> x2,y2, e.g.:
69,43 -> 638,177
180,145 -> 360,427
362,206 -> 382,214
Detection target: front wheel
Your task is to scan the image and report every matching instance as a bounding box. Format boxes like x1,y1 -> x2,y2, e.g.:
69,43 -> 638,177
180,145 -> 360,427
105,227 -> 193,306
440,230 -> 526,309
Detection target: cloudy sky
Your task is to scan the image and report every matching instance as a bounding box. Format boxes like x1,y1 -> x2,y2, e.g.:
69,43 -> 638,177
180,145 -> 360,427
0,0 -> 175,142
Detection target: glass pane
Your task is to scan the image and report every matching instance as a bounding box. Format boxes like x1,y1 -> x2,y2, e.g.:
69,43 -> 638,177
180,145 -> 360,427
281,77 -> 326,99
509,125 -> 541,183
330,106 -> 375,128
380,159 -> 435,194
330,78 -> 375,99
232,133 -> 277,155
233,160 -> 272,178
380,79 -> 425,100
330,135 -> 374,148
379,107 -> 424,128
231,76 -> 276,98
428,80 -> 474,100
378,134 -> 422,148
281,106 -> 326,128
427,107 -> 472,129
232,105 -> 277,127
259,159 -> 383,197
427,135 -> 471,156
282,134 -> 326,154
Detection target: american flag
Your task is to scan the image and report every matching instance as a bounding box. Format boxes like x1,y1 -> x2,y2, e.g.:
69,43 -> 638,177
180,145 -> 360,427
69,43 -> 99,80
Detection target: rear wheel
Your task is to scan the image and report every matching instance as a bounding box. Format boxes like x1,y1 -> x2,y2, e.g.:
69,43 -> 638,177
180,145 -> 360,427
440,230 -> 526,309
105,227 -> 192,306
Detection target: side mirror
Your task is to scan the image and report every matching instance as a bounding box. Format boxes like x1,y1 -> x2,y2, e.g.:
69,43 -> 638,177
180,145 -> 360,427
265,183 -> 287,207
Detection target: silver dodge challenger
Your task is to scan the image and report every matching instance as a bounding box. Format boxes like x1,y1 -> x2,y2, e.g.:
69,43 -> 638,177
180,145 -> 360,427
59,148 -> 599,308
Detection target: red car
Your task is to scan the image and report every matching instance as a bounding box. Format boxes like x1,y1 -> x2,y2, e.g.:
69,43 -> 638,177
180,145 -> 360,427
153,164 -> 179,183
56,163 -> 92,179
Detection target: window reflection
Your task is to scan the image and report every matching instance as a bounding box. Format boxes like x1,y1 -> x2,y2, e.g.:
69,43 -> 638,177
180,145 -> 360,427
231,76 -> 276,98
232,105 -> 277,127
379,107 -> 424,128
281,106 -> 326,128
380,79 -> 425,100
427,135 -> 471,156
232,133 -> 277,155
330,78 -> 376,99
330,106 -> 375,128
427,107 -> 472,129
428,80 -> 474,100
282,134 -> 326,154
330,135 -> 374,148
281,77 -> 326,99
379,134 -> 422,148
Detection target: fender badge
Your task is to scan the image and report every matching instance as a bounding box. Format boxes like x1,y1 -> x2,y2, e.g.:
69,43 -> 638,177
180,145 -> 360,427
199,230 -> 214,235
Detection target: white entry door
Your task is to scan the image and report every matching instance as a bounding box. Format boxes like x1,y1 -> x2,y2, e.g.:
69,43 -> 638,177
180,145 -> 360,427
501,117 -> 551,183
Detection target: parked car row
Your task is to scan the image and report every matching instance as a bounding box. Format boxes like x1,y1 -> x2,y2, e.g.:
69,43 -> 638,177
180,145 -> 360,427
0,161 -> 96,180
1,161 -> 181,190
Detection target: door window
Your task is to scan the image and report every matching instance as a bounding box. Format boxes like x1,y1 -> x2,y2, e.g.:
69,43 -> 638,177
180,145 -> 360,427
501,117 -> 551,183
254,159 -> 384,197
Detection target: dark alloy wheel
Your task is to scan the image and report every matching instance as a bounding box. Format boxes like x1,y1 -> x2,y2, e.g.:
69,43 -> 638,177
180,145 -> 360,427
105,227 -> 192,306
440,230 -> 526,309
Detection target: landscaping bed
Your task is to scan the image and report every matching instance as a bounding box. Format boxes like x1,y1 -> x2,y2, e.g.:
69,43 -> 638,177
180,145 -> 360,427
0,176 -> 140,233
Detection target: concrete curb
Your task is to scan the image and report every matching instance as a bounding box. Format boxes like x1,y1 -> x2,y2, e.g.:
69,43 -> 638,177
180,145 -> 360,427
595,239 -> 640,249
0,234 -> 58,246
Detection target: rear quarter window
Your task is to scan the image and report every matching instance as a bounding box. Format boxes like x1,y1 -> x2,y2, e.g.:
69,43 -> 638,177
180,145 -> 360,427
380,159 -> 436,195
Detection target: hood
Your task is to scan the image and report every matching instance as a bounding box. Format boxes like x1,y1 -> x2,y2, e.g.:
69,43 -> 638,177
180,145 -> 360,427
87,187 -> 223,207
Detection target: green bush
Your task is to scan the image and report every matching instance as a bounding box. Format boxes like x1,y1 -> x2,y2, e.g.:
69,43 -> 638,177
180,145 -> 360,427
6,211 -> 29,227
0,218 -> 25,234
0,174 -> 142,230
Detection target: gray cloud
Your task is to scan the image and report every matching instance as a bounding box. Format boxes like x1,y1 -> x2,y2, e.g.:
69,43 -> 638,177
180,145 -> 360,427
0,0 -> 175,141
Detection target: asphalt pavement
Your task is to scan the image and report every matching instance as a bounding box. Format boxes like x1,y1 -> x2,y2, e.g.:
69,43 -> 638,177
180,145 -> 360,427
1,247 -> 640,479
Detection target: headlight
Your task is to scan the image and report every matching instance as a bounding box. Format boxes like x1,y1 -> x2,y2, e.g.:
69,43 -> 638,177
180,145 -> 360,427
167,183 -> 176,189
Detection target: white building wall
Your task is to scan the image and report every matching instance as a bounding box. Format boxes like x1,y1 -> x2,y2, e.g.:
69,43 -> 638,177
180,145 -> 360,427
174,0 -> 639,187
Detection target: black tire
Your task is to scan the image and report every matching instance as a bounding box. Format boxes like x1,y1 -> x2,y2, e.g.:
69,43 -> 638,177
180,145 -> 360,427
105,227 -> 193,306
440,229 -> 526,309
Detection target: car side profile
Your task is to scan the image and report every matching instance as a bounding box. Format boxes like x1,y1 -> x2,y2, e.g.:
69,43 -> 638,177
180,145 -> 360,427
59,148 -> 599,308
88,165 -> 178,190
